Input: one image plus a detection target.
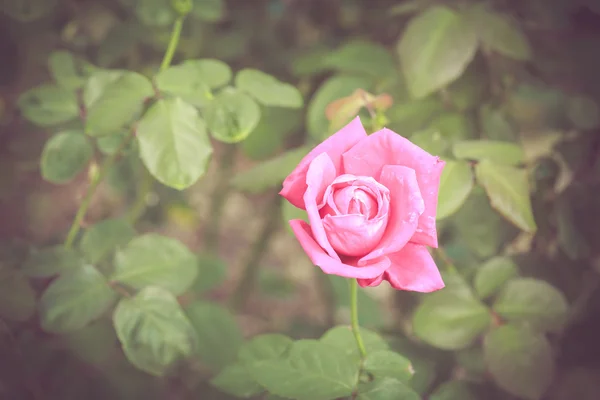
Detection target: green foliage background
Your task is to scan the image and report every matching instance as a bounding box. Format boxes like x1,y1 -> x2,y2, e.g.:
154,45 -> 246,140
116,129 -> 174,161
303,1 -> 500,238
1,0 -> 600,399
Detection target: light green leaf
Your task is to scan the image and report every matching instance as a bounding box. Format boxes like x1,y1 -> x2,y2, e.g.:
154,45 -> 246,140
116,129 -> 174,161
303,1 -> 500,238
40,131 -> 93,184
436,160 -> 474,220
0,266 -> 36,321
80,218 -> 136,264
18,84 -> 79,126
470,8 -> 531,61
111,233 -> 197,295
397,6 -> 478,98
475,160 -> 537,232
493,278 -> 569,332
113,286 -> 197,376
22,246 -> 82,278
97,130 -> 131,155
412,290 -> 492,350
137,97 -> 213,189
190,253 -> 226,294
185,301 -> 243,370
484,325 -> 554,400
320,325 -> 389,362
323,40 -> 397,79
83,70 -> 124,107
204,88 -> 261,143
357,377 -> 421,400
40,265 -> 118,333
48,51 -> 91,89
135,0 -> 175,27
453,140 -> 524,166
364,350 -> 414,382
250,340 -> 359,400
567,95 -> 600,131
210,363 -> 263,398
430,380 -> 477,400
239,334 -> 294,364
85,71 -> 153,137
231,146 -> 310,193
307,74 -> 373,139
474,256 -> 519,299
191,0 -> 224,22
235,69 -> 303,109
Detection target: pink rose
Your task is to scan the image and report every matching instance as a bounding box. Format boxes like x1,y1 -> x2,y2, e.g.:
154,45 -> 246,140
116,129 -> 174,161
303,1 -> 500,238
280,117 -> 445,292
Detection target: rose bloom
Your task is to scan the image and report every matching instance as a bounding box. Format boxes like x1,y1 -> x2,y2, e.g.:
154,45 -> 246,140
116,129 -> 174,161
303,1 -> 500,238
280,117 -> 445,292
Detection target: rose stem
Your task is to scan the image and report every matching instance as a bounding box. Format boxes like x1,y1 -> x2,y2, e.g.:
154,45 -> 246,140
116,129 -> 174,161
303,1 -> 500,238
349,278 -> 367,358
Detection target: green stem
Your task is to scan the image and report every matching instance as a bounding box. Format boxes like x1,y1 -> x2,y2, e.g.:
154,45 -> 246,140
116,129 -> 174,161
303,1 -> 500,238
349,278 -> 367,359
160,17 -> 183,71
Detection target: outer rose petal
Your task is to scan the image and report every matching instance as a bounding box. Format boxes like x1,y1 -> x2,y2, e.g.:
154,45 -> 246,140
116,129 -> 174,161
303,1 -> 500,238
289,220 -> 391,279
342,128 -> 445,247
360,165 -> 424,263
280,116 -> 367,209
358,243 -> 444,293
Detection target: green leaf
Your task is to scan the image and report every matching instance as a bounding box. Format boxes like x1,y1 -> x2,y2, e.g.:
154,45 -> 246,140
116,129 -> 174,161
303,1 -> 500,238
250,340 -> 359,400
453,140 -> 524,166
241,107 -> 302,160
357,377 -> 421,400
445,63 -> 487,112
320,325 -> 389,362
137,97 -> 213,189
323,40 -> 397,79
113,286 -> 197,376
470,8 -> 531,61
428,112 -> 476,142
22,246 -> 82,278
430,380 -> 477,400
239,334 -> 294,364
364,350 -> 414,383
479,105 -> 517,142
230,146 -> 310,193
80,218 -> 136,264
387,98 -> 445,136
436,160 -> 474,220
455,348 -> 486,378
205,88 -> 261,143
493,278 -> 569,332
475,160 -> 537,232
154,59 -> 231,107
85,71 -> 153,137
567,95 -> 600,130
398,6 -> 478,98
484,325 -> 554,400
96,130 -> 131,155
474,257 -> 519,299
412,290 -> 492,350
18,84 -> 79,126
191,0 -> 224,22
40,265 -> 118,333
307,74 -> 373,139
190,253 -> 226,294
112,233 -> 198,295
410,129 -> 449,156
235,69 -> 303,109
48,51 -> 90,90
210,363 -> 263,398
0,266 -> 36,321
40,131 -> 93,184
135,0 -> 175,27
83,70 -> 124,107
64,319 -> 117,366
185,301 -> 243,370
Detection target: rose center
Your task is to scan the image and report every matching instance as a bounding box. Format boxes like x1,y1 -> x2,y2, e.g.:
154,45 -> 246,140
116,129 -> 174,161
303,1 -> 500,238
333,187 -> 377,219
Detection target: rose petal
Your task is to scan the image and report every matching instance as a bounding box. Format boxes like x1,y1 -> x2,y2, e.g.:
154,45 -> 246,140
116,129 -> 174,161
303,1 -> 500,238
280,116 -> 367,209
342,128 -> 445,247
323,213 -> 387,257
360,165 -> 424,263
304,152 -> 338,259
358,243 -> 444,292
289,220 -> 391,279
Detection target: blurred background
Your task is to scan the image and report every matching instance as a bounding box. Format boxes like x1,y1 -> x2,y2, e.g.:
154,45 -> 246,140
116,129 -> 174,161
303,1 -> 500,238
1,0 -> 600,399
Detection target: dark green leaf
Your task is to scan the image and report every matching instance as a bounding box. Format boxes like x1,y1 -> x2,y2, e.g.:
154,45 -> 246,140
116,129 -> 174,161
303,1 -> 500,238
437,160 -> 474,220
235,69 -> 303,108
18,84 -> 79,126
484,325 -> 554,400
241,107 -> 302,160
63,319 -> 117,366
185,301 -> 243,370
135,0 -> 175,27
48,51 -> 91,90
323,40 -> 397,79
453,140 -> 524,166
493,278 -> 569,332
475,160 -> 537,232
387,98 -> 445,136
137,97 -> 213,189
430,380 -> 477,400
113,286 -> 197,376
40,265 -> 118,333
210,363 -> 263,398
0,266 -> 35,321
397,6 -> 478,98
357,377 -> 421,400
191,0 -> 224,22
364,350 -> 414,382
80,218 -> 136,264
112,233 -> 198,295
474,257 -> 519,299
470,7 -> 531,61
239,334 -> 294,364
428,112 -> 476,142
205,88 -> 261,143
479,105 -> 517,142
40,131 -> 93,184
190,253 -> 227,294
22,246 -> 82,278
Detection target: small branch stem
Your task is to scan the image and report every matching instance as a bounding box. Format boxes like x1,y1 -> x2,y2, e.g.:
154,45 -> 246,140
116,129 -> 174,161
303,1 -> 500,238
160,17 -> 183,71
349,279 -> 367,359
